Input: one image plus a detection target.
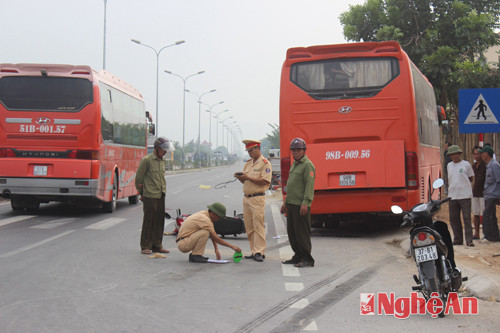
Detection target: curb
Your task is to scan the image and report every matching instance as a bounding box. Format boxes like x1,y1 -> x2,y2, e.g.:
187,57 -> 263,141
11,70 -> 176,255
399,238 -> 499,301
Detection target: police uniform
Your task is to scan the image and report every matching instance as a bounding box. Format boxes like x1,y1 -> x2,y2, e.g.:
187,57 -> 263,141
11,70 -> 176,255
241,140 -> 272,258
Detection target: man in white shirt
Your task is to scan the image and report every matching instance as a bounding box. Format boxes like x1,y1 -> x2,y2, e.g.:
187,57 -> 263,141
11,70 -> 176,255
447,145 -> 475,246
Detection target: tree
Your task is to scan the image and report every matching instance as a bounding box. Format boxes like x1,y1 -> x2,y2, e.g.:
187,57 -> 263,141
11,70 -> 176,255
339,0 -> 500,109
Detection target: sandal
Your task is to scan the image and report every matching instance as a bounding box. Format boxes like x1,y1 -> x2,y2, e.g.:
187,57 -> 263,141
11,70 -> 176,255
156,248 -> 170,253
141,249 -> 152,254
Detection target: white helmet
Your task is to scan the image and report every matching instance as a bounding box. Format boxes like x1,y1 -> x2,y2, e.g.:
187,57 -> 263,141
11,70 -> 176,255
154,137 -> 175,152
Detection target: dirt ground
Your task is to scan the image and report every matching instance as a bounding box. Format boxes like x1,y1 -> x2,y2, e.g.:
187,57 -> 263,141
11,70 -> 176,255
434,201 -> 500,276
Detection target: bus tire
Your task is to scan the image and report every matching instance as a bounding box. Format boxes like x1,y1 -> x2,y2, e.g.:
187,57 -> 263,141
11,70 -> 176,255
103,176 -> 118,213
128,195 -> 139,204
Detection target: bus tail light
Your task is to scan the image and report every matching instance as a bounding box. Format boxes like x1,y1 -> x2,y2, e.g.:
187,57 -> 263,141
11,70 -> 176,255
0,149 -> 16,158
67,150 -> 99,160
406,152 -> 419,190
281,157 -> 291,195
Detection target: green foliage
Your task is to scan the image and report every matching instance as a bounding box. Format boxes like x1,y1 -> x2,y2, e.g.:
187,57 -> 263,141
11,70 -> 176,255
339,0 -> 500,109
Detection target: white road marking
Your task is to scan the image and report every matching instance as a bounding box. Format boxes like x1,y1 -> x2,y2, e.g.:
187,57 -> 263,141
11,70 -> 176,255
303,321 -> 318,331
271,204 -> 287,244
0,230 -> 75,258
0,215 -> 36,227
290,298 -> 310,309
282,264 -> 300,277
285,282 -> 304,291
85,217 -> 127,230
31,218 -> 76,229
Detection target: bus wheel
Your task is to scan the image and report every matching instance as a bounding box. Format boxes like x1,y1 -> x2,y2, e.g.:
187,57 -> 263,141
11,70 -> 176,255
128,195 -> 139,204
103,177 -> 117,213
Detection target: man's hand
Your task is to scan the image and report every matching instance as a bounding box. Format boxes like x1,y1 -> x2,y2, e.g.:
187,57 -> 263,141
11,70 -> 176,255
233,245 -> 242,253
215,249 -> 221,260
280,204 -> 287,214
299,204 -> 309,216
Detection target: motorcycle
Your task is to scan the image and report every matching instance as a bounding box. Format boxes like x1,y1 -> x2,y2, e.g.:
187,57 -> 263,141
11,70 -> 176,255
391,178 -> 467,317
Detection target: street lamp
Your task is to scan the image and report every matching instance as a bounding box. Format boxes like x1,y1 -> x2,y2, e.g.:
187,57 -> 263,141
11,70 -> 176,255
204,102 -> 225,167
131,38 -> 185,136
103,0 -> 108,70
164,70 -> 205,165
219,115 -> 234,150
185,89 -> 216,161
213,110 -> 229,158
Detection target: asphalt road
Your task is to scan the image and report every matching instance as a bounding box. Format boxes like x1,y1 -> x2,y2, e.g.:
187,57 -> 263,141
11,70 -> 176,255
0,164 -> 499,332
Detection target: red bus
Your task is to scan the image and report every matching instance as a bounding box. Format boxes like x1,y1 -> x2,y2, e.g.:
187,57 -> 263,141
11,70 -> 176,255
0,63 -> 148,212
279,41 -> 443,225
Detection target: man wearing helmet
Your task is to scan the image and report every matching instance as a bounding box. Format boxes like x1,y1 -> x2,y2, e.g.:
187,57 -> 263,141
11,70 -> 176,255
281,138 -> 316,268
234,139 -> 272,262
135,137 -> 175,254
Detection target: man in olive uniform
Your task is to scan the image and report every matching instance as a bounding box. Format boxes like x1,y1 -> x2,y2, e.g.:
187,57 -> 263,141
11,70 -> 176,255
234,140 -> 272,262
176,202 -> 242,263
135,137 -> 174,254
280,138 -> 316,268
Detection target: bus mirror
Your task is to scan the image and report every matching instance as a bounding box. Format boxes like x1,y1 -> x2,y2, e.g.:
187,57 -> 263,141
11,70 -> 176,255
149,123 -> 155,135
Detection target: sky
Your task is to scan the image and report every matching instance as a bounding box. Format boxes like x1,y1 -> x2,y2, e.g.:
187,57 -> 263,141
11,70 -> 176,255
0,0 -> 366,150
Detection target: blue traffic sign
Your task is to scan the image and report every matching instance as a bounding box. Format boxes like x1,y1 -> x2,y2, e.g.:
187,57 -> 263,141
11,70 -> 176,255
459,88 -> 500,133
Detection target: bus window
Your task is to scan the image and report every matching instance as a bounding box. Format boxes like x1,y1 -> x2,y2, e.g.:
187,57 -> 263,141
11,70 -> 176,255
0,76 -> 93,111
290,58 -> 399,100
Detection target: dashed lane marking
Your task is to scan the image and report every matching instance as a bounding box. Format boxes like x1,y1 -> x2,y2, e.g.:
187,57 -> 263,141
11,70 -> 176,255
290,298 -> 310,309
31,218 -> 76,229
0,215 -> 36,228
0,230 -> 75,258
85,217 -> 127,230
285,282 -> 304,292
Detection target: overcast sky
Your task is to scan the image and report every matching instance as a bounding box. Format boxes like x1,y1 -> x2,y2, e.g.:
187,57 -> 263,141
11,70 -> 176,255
1,0 -> 365,149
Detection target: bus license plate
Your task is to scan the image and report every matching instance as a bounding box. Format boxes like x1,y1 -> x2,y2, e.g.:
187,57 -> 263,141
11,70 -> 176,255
415,245 -> 438,263
34,166 -> 47,176
339,174 -> 355,186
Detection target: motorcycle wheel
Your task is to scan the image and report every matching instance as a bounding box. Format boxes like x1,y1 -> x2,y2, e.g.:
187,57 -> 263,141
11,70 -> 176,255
425,276 -> 447,318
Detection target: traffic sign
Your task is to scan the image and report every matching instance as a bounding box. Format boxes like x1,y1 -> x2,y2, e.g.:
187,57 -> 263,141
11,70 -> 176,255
459,88 -> 500,133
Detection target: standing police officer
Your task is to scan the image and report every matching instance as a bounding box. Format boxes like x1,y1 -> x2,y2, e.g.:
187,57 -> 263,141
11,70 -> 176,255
235,140 -> 272,262
136,137 -> 174,254
281,138 -> 316,267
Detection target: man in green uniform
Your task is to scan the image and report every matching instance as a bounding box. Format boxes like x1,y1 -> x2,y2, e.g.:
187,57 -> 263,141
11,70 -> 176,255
135,137 -> 174,254
280,138 -> 316,268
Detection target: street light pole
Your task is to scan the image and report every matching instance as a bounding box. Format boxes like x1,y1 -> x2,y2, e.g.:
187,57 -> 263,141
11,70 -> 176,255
164,70 -> 205,165
204,102 -> 224,167
131,38 -> 185,136
185,89 -> 216,161
213,110 -> 229,159
103,0 -> 108,70
220,115 -> 234,152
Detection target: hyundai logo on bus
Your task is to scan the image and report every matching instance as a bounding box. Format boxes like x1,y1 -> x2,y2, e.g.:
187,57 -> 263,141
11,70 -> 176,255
339,106 -> 352,114
35,117 -> 51,125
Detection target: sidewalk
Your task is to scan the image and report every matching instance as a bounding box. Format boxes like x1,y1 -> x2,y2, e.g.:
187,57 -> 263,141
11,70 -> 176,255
433,204 -> 500,302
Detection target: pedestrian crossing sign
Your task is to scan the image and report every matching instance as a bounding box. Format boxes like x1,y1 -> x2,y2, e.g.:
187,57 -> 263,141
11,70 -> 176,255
459,88 -> 500,133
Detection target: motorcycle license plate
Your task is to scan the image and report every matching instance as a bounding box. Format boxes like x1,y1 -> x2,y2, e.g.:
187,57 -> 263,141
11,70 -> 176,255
415,245 -> 438,263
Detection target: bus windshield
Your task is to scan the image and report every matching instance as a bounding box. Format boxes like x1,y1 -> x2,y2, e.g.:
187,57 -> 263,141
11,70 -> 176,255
290,57 -> 399,100
0,76 -> 93,111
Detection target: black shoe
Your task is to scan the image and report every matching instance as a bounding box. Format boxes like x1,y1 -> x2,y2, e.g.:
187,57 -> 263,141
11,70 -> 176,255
189,254 -> 208,263
294,261 -> 314,268
282,259 -> 299,265
244,254 -> 254,259
254,253 -> 264,262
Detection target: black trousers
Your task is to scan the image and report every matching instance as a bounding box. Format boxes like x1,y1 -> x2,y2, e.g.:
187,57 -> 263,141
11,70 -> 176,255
286,203 -> 314,264
483,198 -> 500,241
141,195 -> 166,250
